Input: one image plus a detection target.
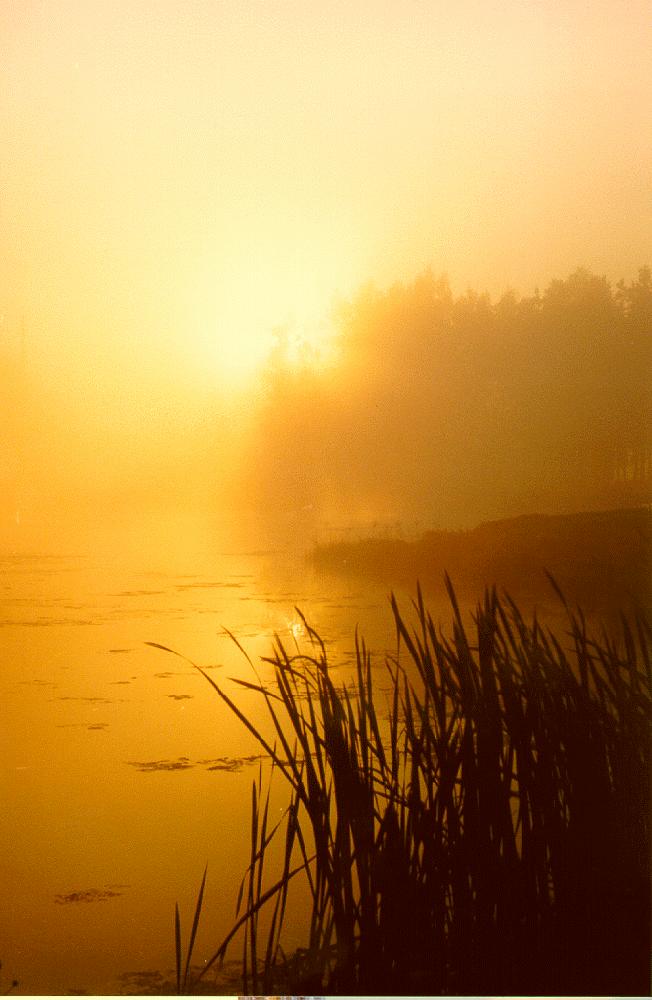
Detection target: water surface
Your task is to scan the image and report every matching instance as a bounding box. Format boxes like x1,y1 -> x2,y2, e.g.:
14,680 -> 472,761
0,510 -> 619,994
1,516 -> 400,995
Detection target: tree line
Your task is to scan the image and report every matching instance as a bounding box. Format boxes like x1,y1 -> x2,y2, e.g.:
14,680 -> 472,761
243,267 -> 651,537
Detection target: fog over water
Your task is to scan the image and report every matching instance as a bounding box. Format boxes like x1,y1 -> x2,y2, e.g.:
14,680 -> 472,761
2,266 -> 649,993
0,533 -> 403,994
1,1 -> 650,993
2,0 -> 651,557
3,267 -> 650,561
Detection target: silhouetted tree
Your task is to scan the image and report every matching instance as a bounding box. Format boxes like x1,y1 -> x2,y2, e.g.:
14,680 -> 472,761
241,267 -> 651,538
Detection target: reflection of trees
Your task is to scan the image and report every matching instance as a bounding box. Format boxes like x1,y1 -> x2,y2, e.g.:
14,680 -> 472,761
243,267 -> 652,533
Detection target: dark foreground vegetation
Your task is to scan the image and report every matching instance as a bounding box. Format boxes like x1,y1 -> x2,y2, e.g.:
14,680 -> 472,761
171,583 -> 651,996
313,506 -> 652,614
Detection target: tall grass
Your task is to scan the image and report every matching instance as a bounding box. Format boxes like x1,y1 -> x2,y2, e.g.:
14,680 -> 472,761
172,579 -> 651,995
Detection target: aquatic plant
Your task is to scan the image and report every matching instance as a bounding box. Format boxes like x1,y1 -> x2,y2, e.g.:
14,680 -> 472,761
169,580 -> 651,995
0,960 -> 18,996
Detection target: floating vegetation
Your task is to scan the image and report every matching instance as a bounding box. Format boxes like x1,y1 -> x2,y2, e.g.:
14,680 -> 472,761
117,958 -> 243,996
55,886 -> 127,905
0,959 -> 18,995
201,755 -> 264,772
127,758 -> 194,772
0,618 -> 96,627
116,970 -> 171,995
126,755 -> 264,774
56,723 -> 102,729
54,696 -> 116,704
112,590 -> 167,598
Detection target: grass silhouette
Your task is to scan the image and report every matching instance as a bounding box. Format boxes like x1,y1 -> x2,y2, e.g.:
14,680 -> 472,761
167,579 -> 651,995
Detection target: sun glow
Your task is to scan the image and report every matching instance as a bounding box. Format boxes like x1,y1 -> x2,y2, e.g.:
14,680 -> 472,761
190,312 -> 335,389
197,319 -> 277,385
187,253 -> 342,387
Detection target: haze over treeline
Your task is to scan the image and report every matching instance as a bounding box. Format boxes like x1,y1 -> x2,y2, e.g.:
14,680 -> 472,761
3,1 -> 651,555
2,265 -> 650,554
240,266 -> 652,541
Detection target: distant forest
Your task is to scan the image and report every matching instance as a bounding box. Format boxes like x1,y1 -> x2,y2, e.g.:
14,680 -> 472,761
244,267 -> 652,536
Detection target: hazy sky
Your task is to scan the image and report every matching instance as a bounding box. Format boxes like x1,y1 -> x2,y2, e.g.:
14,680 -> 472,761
1,0 -> 651,428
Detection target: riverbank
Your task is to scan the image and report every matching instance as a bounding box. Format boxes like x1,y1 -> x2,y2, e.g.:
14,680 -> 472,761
311,507 -> 651,615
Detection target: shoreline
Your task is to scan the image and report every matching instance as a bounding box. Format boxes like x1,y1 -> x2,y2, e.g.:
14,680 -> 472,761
311,505 -> 652,614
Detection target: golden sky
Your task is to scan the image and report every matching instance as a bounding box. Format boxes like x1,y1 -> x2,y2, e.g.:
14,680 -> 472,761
1,0 -> 651,403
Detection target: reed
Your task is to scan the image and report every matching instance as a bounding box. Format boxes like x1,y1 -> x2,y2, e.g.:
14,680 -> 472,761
170,580 -> 651,995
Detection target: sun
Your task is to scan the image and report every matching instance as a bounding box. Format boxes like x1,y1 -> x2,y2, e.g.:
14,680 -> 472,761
197,317 -> 334,389
186,246 -> 343,389
187,292 -> 279,388
210,321 -> 277,385
189,303 -> 337,391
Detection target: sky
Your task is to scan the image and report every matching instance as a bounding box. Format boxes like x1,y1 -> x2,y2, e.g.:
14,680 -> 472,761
1,0 -> 651,535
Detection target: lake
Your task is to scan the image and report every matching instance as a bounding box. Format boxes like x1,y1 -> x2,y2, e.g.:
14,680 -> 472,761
0,512 -> 408,995
0,508 -> 630,995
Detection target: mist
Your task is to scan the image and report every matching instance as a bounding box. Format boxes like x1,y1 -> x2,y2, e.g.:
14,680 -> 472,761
0,336 -> 250,556
2,0 -> 651,561
2,4 -> 652,994
238,267 -> 651,542
2,265 -> 650,558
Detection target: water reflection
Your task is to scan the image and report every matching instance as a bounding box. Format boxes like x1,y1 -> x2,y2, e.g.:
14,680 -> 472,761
1,511 -> 629,994
0,519 -> 395,995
